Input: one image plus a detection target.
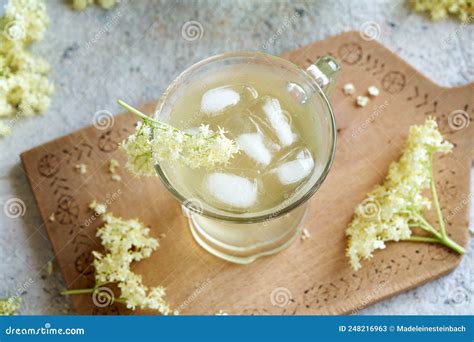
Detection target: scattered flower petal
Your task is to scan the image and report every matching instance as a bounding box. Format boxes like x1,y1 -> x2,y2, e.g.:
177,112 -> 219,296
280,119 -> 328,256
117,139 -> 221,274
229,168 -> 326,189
343,83 -> 355,95
89,200 -> 107,215
75,163 -> 88,174
301,228 -> 311,241
356,95 -> 369,107
367,86 -> 380,97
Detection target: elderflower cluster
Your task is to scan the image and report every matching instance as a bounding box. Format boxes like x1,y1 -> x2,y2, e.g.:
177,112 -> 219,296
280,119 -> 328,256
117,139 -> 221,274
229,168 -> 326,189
410,0 -> 474,21
71,0 -> 117,10
121,121 -> 240,176
0,0 -> 54,136
0,297 -> 21,315
92,213 -> 174,314
346,118 -> 453,271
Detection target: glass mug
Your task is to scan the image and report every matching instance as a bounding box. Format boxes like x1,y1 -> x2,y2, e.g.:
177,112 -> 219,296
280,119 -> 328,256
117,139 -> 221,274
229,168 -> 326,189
154,52 -> 339,264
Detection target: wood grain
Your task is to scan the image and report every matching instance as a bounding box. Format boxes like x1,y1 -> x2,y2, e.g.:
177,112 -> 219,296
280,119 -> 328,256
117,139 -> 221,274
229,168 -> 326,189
21,31 -> 473,315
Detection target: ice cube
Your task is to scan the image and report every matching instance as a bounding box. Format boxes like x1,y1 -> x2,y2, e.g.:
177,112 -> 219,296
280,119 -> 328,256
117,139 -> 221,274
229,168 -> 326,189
200,85 -> 258,117
204,172 -> 257,208
273,149 -> 314,185
218,108 -> 281,169
262,97 -> 297,147
236,133 -> 273,166
201,87 -> 240,115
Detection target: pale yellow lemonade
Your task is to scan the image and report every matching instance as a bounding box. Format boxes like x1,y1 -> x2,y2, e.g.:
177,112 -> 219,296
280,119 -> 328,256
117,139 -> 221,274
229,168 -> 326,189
159,63 -> 325,218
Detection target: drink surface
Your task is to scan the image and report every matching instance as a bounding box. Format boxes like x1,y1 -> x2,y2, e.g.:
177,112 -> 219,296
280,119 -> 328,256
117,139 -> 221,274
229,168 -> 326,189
160,63 -> 322,215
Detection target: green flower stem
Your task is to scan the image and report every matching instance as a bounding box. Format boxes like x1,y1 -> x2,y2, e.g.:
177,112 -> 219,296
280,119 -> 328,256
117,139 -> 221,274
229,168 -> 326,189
61,288 -> 95,296
422,217 -> 463,254
439,235 -> 465,254
117,99 -> 193,137
410,215 -> 465,255
405,234 -> 465,254
427,155 -> 464,254
61,281 -> 109,296
117,99 -> 157,124
412,213 -> 442,239
406,236 -> 439,243
117,99 -> 219,139
428,154 -> 447,237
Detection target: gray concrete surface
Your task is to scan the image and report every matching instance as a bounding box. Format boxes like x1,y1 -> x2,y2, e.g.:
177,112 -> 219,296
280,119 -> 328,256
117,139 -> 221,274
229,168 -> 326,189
0,0 -> 472,315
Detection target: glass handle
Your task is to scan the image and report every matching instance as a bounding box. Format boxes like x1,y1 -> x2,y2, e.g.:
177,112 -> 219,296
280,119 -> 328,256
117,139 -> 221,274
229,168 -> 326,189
306,56 -> 340,97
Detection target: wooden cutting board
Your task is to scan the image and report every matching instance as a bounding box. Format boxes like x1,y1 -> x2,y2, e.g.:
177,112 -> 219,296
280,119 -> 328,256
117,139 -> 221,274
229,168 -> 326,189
21,31 -> 473,315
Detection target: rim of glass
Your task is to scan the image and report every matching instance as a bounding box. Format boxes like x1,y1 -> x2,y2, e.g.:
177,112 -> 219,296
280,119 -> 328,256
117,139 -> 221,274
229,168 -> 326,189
154,50 -> 337,223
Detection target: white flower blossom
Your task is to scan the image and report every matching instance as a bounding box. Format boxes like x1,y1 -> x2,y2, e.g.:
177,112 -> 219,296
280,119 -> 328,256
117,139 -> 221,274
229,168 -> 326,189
80,212 -> 174,314
0,0 -> 53,135
346,118 -> 464,271
109,159 -> 120,174
0,121 -> 11,137
0,297 -> 21,315
3,0 -> 49,43
89,200 -> 107,215
410,0 -> 474,21
215,310 -> 228,315
71,0 -> 117,10
64,225 -> 174,314
119,101 -> 240,176
120,122 -> 156,176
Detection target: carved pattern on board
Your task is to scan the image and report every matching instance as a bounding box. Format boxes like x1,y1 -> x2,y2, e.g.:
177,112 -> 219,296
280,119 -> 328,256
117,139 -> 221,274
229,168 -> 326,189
38,153 -> 61,178
381,71 -> 406,94
55,194 -> 80,225
338,42 -> 363,65
97,128 -> 131,153
406,86 -> 438,115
